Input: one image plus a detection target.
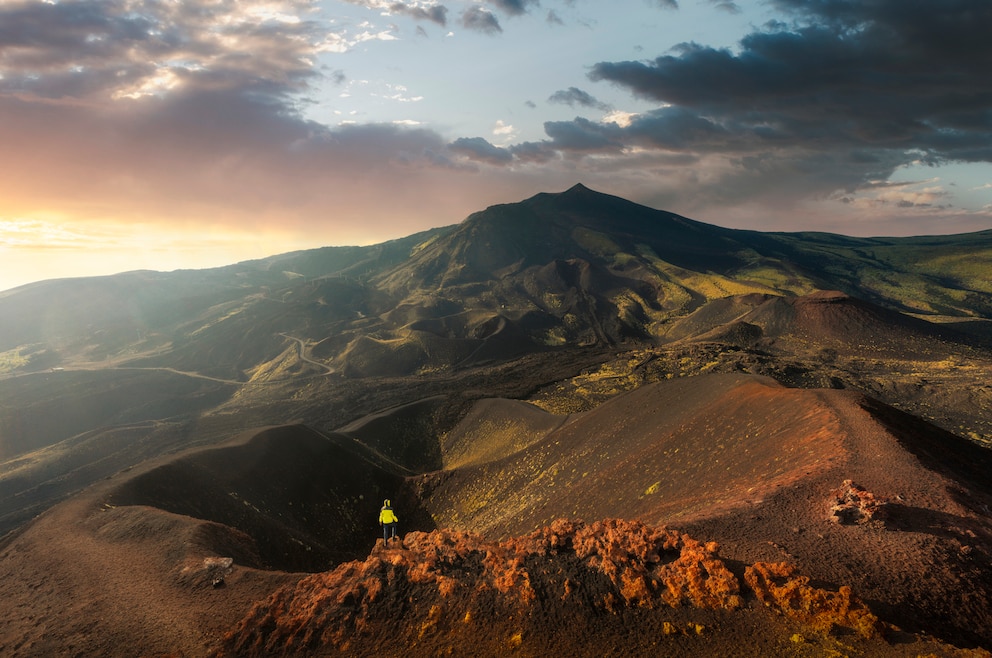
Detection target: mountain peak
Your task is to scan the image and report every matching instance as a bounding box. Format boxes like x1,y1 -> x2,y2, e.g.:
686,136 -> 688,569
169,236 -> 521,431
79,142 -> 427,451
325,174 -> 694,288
555,182 -> 607,203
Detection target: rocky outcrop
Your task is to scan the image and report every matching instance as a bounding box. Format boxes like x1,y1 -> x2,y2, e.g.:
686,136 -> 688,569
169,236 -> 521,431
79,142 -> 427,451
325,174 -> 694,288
745,561 -> 882,638
213,518 -> 888,657
829,479 -> 889,525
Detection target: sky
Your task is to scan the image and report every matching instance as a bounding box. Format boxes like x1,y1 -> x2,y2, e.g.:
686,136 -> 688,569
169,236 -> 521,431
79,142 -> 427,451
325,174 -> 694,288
1,0 -> 991,292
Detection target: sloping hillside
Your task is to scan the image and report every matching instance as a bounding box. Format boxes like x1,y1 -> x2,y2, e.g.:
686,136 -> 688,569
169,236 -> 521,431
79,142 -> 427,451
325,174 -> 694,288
424,373 -> 992,645
2,373 -> 990,655
3,185 -> 990,384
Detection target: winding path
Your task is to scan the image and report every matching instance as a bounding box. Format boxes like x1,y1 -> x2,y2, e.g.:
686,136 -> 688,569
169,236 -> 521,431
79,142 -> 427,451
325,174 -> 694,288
280,334 -> 336,375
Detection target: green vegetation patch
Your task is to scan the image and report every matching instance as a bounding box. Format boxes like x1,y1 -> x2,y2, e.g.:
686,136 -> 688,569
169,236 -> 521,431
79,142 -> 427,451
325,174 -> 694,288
915,249 -> 992,293
731,259 -> 814,295
0,345 -> 59,375
572,227 -> 622,257
0,347 -> 30,374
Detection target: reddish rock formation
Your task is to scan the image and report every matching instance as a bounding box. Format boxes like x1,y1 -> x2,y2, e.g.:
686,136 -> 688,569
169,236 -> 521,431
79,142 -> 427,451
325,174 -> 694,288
212,518 -> 905,657
828,479 -> 889,525
744,560 -> 883,638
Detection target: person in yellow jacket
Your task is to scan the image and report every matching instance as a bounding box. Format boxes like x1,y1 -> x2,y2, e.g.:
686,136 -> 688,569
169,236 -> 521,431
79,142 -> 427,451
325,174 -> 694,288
379,499 -> 399,544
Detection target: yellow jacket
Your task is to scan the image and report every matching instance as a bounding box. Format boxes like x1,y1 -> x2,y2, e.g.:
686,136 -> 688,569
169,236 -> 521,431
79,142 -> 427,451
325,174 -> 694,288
379,501 -> 398,524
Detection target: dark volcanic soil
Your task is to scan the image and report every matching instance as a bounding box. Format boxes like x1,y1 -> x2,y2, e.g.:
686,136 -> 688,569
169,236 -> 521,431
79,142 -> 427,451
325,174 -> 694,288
1,373 -> 992,656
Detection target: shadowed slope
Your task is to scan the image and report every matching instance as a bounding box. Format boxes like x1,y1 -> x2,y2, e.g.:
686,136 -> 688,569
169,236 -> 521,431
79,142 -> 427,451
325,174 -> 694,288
335,396 -> 447,474
108,425 -> 436,571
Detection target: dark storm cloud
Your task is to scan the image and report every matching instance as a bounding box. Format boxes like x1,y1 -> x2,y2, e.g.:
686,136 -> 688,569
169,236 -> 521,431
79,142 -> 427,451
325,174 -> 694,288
435,0 -> 992,222
651,0 -> 679,9
587,0 -> 992,165
548,87 -> 611,111
508,140 -> 559,163
389,3 -> 449,26
538,108 -> 738,154
461,7 -> 502,34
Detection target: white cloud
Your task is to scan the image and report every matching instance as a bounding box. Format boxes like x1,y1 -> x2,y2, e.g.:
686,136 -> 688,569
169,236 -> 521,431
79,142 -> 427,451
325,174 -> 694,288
602,110 -> 638,128
492,120 -> 517,145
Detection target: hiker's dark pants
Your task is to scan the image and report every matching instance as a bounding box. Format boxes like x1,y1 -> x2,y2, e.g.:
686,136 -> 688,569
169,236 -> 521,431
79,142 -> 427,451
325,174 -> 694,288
383,522 -> 397,542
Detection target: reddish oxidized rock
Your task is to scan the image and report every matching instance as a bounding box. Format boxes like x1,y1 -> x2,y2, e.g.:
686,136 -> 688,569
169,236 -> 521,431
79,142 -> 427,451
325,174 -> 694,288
829,479 -> 889,525
215,519 -> 900,657
744,560 -> 883,639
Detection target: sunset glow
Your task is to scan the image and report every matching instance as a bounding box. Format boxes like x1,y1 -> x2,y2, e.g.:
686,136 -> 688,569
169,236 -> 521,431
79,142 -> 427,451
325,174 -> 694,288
2,0 -> 991,292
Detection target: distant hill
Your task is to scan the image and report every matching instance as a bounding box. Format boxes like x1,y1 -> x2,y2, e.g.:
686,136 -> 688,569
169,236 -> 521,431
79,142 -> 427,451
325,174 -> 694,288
2,184 -> 990,382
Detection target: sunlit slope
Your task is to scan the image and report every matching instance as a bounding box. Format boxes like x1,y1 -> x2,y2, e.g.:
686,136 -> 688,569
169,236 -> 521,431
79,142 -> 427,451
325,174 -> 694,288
742,228 -> 992,317
421,373 -> 848,536
439,397 -> 572,469
422,369 -> 991,537
0,228 -> 450,377
414,371 -> 992,645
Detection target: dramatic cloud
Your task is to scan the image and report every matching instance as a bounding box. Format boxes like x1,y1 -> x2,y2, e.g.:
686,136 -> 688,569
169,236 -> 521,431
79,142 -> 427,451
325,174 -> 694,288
589,0 -> 992,160
548,87 -> 611,111
0,0 -> 480,237
0,0 -> 322,103
2,0 -> 991,291
543,117 -> 625,153
553,0 -> 992,210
